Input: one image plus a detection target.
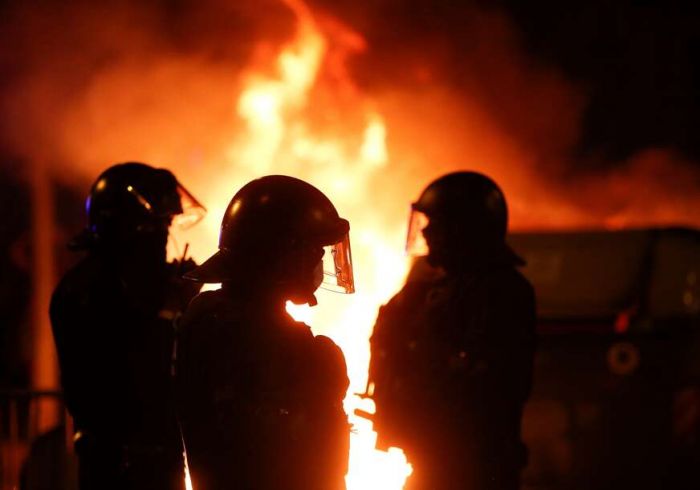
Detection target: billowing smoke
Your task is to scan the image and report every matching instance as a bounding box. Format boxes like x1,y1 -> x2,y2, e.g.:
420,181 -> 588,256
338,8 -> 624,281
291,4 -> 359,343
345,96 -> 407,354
1,0 -> 698,237
308,0 -> 700,230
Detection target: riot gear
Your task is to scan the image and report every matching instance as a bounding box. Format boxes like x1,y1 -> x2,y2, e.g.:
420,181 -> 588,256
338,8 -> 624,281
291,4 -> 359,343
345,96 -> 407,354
186,175 -> 354,297
75,162 -> 205,248
369,172 -> 535,490
50,163 -> 205,490
406,171 -> 509,265
176,175 -> 352,490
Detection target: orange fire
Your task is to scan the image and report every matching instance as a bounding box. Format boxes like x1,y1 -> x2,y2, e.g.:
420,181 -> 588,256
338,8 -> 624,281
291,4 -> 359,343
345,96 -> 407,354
1,0 -> 696,487
13,0 -> 696,488
181,0 -> 414,488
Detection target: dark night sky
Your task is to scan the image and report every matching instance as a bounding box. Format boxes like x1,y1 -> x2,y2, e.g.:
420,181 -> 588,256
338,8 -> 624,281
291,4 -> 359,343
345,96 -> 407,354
503,0 -> 700,162
321,0 -> 700,165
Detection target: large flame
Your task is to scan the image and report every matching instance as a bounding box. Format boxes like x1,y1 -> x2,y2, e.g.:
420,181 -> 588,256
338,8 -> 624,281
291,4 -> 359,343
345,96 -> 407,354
184,0 -> 413,488
7,0 -> 696,488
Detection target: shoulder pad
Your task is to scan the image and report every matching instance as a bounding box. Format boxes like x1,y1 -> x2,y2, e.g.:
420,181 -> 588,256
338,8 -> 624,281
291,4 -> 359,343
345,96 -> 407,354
178,290 -> 229,330
313,335 -> 350,396
379,280 -> 432,316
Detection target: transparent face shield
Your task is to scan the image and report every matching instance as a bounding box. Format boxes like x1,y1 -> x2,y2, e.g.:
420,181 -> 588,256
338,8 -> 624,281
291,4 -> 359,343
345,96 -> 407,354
123,181 -> 206,262
167,183 -> 207,262
405,208 -> 430,256
319,232 -> 355,294
172,183 -> 207,229
123,180 -> 207,229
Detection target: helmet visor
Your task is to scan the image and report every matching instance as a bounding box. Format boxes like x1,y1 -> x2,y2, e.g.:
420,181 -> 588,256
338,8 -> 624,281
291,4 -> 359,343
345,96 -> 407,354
166,183 -> 206,261
320,232 -> 355,294
172,182 -> 207,229
120,180 -> 206,228
405,208 -> 429,256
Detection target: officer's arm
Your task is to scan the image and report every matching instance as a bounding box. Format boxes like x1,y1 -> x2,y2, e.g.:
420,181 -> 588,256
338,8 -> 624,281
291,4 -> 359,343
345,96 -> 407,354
49,286 -> 110,427
368,304 -> 390,386
314,335 -> 350,406
313,335 -> 350,489
174,292 -> 227,472
368,285 -> 421,387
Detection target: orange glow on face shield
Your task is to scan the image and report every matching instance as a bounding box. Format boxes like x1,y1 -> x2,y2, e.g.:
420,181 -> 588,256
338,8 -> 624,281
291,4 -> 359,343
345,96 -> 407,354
405,209 -> 429,257
173,183 -> 207,229
321,232 -> 355,294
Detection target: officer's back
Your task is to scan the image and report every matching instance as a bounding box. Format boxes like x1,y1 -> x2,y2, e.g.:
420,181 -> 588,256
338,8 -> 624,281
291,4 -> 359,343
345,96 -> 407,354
177,287 -> 348,489
50,162 -> 205,490
52,251 -> 178,446
175,175 -> 355,490
369,171 -> 536,490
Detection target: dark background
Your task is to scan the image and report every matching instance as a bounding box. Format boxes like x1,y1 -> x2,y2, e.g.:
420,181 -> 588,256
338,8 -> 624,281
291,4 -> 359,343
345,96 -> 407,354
503,0 -> 699,162
317,0 -> 700,164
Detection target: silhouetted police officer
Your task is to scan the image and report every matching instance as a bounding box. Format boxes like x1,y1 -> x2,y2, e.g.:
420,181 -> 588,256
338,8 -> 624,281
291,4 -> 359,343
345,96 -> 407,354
369,171 -> 536,490
50,162 -> 206,490
176,175 -> 354,490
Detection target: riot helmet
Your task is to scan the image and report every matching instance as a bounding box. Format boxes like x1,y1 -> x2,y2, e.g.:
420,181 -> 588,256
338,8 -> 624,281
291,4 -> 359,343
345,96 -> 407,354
186,175 -> 354,300
406,171 -> 513,268
74,162 -> 206,249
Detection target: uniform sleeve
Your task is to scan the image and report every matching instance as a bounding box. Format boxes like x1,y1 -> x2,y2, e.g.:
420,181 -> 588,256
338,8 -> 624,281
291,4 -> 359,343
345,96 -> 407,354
49,285 -> 82,418
369,282 -> 430,382
313,335 -> 350,404
312,335 -> 350,490
174,294 -> 220,443
369,294 -> 405,375
176,291 -> 244,490
49,277 -> 122,430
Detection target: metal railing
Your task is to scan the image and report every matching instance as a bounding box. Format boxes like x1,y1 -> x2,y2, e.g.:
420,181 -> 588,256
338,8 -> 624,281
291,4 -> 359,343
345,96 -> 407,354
0,390 -> 69,490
